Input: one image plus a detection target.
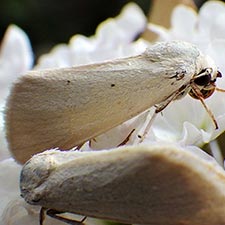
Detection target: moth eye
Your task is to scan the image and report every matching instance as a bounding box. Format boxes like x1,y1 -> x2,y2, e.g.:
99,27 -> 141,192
194,70 -> 211,86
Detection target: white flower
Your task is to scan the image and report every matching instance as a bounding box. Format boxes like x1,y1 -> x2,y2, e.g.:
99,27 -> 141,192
2,1 -> 225,225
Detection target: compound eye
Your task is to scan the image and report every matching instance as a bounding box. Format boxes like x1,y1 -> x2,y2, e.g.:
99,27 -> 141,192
194,74 -> 211,86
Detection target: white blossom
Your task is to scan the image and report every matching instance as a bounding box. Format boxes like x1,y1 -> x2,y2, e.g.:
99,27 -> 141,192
2,1 -> 225,224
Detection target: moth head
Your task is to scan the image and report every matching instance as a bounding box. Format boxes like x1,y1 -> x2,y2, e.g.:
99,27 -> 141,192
20,152 -> 55,205
189,55 -> 222,99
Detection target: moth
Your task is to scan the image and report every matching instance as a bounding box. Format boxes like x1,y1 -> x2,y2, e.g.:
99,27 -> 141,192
5,41 -> 223,163
20,146 -> 225,225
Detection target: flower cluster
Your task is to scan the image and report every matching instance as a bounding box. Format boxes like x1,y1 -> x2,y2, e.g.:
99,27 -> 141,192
1,1 -> 225,225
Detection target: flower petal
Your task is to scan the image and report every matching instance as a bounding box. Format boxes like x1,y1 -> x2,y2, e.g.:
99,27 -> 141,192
0,24 -> 33,105
198,1 -> 225,39
170,5 -> 197,41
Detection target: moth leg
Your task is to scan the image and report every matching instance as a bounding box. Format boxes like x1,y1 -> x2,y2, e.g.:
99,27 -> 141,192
139,84 -> 190,142
155,84 -> 190,113
190,83 -> 218,129
75,142 -> 85,150
117,129 -> 135,147
45,208 -> 87,225
88,138 -> 97,148
216,87 -> 225,92
40,207 -> 46,225
138,112 -> 157,143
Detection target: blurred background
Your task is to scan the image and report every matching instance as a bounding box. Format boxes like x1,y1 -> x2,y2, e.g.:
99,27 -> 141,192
0,0 -> 208,57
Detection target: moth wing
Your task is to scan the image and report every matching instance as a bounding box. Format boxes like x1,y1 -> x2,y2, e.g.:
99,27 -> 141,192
6,44 -> 197,163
